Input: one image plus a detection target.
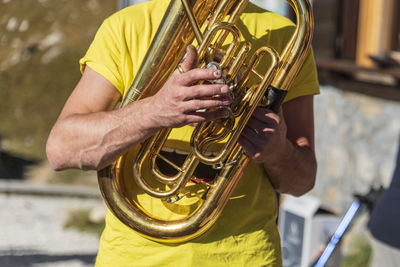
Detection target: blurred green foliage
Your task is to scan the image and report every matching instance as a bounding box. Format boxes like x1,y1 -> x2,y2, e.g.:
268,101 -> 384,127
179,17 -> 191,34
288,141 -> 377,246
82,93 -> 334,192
64,208 -> 105,236
341,235 -> 372,267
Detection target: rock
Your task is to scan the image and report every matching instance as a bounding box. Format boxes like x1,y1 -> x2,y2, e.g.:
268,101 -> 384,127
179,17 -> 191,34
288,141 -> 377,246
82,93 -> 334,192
37,0 -> 50,8
86,0 -> 100,11
40,31 -> 64,50
9,52 -> 21,65
89,203 -> 107,224
18,20 -> 29,32
6,17 -> 19,32
41,46 -> 63,64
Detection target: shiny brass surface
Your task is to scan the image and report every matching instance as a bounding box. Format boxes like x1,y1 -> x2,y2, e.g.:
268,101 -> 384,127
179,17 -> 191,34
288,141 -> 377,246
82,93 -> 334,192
98,0 -> 314,243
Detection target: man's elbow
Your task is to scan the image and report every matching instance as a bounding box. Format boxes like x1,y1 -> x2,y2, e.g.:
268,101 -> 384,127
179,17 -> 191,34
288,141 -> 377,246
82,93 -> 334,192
46,135 -> 68,171
47,136 -> 105,171
292,161 -> 317,197
291,176 -> 315,197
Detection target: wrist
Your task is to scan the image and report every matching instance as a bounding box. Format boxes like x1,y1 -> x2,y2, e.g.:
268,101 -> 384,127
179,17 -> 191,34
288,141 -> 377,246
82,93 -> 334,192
263,138 -> 294,167
132,97 -> 163,132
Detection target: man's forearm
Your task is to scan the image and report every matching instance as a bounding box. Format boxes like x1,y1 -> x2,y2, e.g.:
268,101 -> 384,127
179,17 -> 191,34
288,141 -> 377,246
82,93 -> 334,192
263,139 -> 317,196
46,98 -> 159,171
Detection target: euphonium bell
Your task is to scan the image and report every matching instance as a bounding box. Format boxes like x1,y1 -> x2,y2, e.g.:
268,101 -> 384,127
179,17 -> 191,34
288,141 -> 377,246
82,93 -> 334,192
98,0 -> 314,243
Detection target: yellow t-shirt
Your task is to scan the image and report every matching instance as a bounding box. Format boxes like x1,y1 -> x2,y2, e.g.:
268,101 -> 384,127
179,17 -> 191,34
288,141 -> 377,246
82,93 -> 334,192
80,1 -> 319,266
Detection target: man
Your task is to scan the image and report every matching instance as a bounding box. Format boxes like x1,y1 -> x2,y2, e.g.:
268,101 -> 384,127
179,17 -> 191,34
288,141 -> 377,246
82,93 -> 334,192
46,0 -> 319,266
368,136 -> 400,267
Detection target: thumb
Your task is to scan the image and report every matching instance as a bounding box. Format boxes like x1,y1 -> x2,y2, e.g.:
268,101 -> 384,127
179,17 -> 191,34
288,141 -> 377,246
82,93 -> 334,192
180,45 -> 198,72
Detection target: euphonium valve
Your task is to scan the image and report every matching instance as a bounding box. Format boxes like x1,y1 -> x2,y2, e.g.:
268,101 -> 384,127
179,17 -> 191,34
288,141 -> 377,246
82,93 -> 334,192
98,0 -> 314,243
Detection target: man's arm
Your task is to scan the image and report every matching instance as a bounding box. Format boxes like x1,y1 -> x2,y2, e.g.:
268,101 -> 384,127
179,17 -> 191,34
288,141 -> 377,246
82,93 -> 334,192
239,95 -> 317,196
46,46 -> 232,171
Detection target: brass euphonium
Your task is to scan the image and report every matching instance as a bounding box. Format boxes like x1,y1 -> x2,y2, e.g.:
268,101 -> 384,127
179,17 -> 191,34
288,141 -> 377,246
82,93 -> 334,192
98,0 -> 314,243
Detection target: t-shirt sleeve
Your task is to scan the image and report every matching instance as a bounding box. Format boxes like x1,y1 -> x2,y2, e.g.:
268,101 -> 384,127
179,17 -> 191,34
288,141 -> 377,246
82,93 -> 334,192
284,47 -> 320,102
79,16 -> 125,95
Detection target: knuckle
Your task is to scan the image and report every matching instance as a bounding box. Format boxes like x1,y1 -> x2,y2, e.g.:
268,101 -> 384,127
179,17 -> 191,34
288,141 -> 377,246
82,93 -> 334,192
188,71 -> 197,80
214,99 -> 224,107
176,104 -> 186,114
211,85 -> 220,95
175,75 -> 185,85
173,89 -> 184,100
170,74 -> 180,83
174,76 -> 181,84
252,153 -> 263,163
211,102 -> 220,109
205,85 -> 215,95
204,101 -> 215,110
192,86 -> 201,96
181,115 -> 190,124
193,100 -> 202,110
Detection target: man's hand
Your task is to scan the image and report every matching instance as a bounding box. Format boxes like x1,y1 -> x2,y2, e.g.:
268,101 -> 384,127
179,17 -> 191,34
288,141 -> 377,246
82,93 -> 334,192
46,45 -> 233,171
147,45 -> 232,128
238,96 -> 317,197
239,107 -> 289,165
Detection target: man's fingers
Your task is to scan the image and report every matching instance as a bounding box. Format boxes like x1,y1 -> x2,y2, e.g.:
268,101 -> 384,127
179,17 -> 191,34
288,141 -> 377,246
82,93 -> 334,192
185,107 -> 230,123
182,98 -> 231,113
180,45 -> 198,72
241,126 -> 265,145
178,68 -> 223,85
246,117 -> 277,136
184,84 -> 230,100
246,117 -> 265,132
238,136 -> 258,158
251,108 -> 280,127
175,45 -> 225,85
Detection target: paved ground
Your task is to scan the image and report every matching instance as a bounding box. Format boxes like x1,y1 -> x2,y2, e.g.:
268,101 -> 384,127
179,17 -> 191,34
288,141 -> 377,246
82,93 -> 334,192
0,181 -> 103,267
0,180 -> 374,267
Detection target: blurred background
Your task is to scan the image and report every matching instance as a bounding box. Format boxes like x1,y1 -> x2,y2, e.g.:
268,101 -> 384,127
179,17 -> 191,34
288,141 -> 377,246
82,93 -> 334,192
0,0 -> 399,266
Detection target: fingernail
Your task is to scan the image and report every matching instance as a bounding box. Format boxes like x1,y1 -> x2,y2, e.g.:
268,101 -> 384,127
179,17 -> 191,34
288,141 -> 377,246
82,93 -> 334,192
213,70 -> 222,77
220,85 -> 229,94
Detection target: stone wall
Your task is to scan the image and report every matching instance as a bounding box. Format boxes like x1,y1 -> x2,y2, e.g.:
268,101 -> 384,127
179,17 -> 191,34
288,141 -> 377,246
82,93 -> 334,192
311,85 -> 400,213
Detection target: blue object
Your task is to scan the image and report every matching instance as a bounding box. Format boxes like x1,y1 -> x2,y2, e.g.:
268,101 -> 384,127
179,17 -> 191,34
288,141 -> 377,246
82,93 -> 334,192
313,201 -> 361,267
